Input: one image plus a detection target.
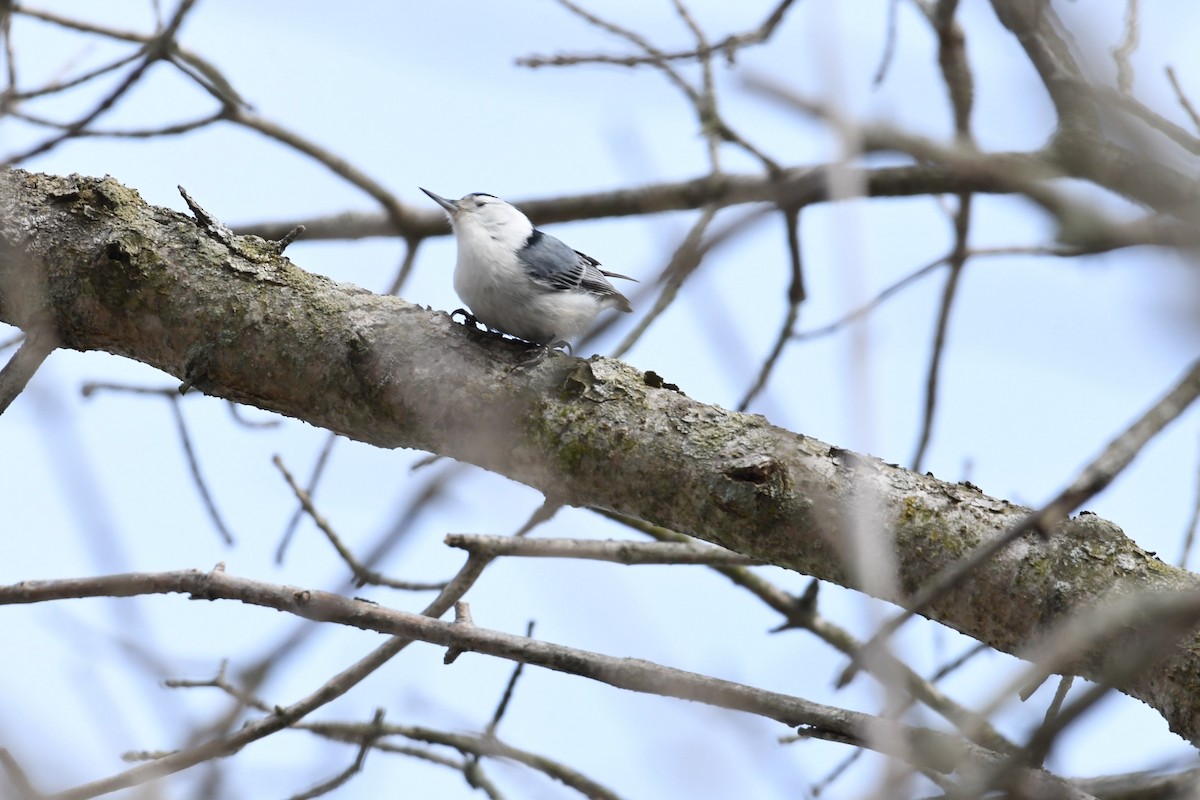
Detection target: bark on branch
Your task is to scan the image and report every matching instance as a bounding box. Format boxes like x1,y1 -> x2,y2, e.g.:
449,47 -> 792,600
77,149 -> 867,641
2,168 -> 1199,743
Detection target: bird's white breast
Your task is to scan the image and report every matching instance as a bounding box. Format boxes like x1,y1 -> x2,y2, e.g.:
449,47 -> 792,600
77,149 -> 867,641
448,204 -> 615,344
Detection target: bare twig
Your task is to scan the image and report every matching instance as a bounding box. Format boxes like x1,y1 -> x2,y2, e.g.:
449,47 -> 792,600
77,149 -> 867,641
1037,675 -> 1075,764
932,0 -> 974,137
308,721 -> 622,800
911,193 -> 972,471
286,709 -> 383,800
0,326 -> 55,415
872,0 -> 902,86
80,381 -> 236,545
13,6 -> 154,43
229,109 -> 417,236
0,567 -> 1069,786
384,236 -> 422,297
169,396 -> 235,545
612,205 -> 718,358
444,534 -> 763,566
4,49 -> 142,102
486,621 -> 535,736
519,0 -> 796,68
526,0 -> 779,171
609,515 -> 1015,755
276,433 -> 339,563
273,455 -> 445,591
1177,436 -> 1200,568
36,556 -> 492,800
1165,65 -> 1200,135
792,245 -> 1104,343
225,400 -> 282,429
738,205 -> 805,411
513,498 -> 562,538
0,748 -> 41,800
1112,0 -> 1141,94
3,0 -> 199,165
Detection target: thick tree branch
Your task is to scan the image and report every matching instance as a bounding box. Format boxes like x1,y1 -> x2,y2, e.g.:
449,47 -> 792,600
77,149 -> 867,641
3,169 -> 1200,745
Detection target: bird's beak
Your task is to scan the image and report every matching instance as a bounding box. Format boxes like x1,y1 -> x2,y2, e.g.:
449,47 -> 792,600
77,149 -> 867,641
420,188 -> 459,214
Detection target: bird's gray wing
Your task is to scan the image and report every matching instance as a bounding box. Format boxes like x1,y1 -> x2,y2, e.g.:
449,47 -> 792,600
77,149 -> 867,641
516,230 -> 584,291
516,230 -> 624,290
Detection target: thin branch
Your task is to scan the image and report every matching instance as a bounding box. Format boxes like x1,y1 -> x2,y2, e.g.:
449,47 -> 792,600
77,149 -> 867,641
8,108 -> 224,138
519,0 -> 797,68
228,109 -> 417,236
932,0 -> 974,138
309,722 -> 622,800
1112,0 -> 1141,94
4,49 -> 142,101
168,395 -> 235,545
0,567 -> 1064,786
1037,674 -> 1075,766
0,326 -> 55,415
528,0 -> 778,171
1078,79 -> 1200,157
12,6 -> 151,43
444,534 -> 763,566
872,0 -> 902,86
610,515 -> 1016,755
486,621 -> 534,736
384,236 -> 422,297
541,0 -> 697,101
0,748 -> 41,800
911,192 -> 972,471
37,556 -> 492,800
1176,435 -> 1200,568
276,433 -> 339,563
513,498 -> 562,538
792,244 -> 1119,344
79,382 -> 236,545
225,400 -> 281,429
738,205 -> 805,411
286,709 -> 383,800
2,0 -> 198,165
163,661 -> 272,714
1,2 -> 16,94
1165,65 -> 1200,135
612,205 -> 718,358
273,455 -> 445,591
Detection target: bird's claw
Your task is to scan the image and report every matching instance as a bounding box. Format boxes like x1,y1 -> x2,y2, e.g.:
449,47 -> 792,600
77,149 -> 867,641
509,339 -> 570,372
450,308 -> 485,332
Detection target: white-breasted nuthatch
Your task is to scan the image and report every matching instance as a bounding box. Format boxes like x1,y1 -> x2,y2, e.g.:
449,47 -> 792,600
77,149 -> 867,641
421,189 -> 634,347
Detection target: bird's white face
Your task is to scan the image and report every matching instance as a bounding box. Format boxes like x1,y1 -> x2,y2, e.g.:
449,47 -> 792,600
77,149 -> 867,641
451,193 -> 533,250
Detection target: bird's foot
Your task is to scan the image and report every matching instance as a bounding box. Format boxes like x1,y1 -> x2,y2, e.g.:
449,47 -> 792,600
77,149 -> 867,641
510,339 -> 571,371
450,308 -> 485,332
